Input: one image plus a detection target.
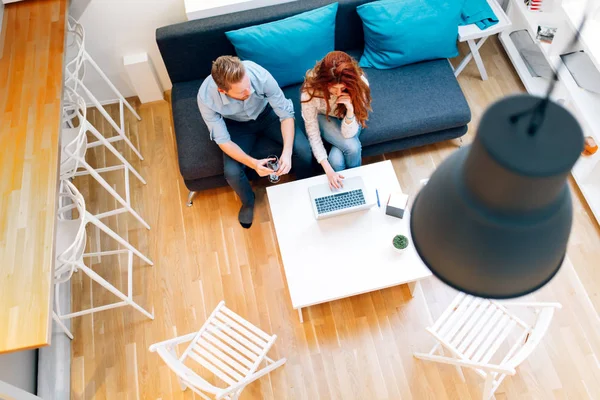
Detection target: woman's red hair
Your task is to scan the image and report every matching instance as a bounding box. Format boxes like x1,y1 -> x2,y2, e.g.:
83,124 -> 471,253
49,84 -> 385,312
301,51 -> 372,128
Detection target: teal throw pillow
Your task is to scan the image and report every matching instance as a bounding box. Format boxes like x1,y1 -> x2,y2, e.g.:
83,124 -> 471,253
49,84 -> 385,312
225,3 -> 338,87
357,0 -> 461,70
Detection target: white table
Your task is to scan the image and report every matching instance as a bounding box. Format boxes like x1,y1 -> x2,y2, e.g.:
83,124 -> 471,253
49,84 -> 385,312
455,0 -> 512,80
266,161 -> 432,323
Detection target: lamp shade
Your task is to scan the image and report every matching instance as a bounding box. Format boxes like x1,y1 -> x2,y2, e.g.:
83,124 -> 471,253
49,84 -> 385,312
410,94 -> 584,298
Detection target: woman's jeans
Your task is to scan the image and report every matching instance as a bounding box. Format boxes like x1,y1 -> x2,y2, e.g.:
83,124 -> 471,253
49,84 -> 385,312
318,114 -> 362,172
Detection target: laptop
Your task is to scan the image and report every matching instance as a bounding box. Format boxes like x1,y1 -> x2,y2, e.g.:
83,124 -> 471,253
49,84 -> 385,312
308,176 -> 376,220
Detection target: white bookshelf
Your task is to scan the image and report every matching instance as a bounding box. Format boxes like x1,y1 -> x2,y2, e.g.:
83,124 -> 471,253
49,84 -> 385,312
499,0 -> 600,226
562,0 -> 600,70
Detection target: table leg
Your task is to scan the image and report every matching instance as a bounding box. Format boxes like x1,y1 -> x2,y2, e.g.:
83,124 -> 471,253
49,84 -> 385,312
453,52 -> 473,77
454,36 -> 490,79
468,39 -> 488,81
298,308 -> 304,323
407,281 -> 420,297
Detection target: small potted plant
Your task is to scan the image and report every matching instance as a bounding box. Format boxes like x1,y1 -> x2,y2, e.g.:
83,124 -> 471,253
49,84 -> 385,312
392,234 -> 409,253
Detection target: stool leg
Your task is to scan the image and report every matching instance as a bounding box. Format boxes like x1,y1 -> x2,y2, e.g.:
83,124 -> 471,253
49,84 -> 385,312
53,312 -> 74,340
85,120 -> 146,184
84,50 -> 141,121
86,211 -> 153,265
77,79 -> 144,160
77,261 -> 154,320
79,159 -> 151,229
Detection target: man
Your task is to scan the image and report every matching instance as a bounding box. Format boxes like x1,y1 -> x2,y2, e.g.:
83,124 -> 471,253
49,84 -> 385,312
198,56 -> 313,228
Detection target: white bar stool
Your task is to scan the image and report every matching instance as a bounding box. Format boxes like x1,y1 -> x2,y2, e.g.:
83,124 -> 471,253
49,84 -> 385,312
61,87 -> 150,229
65,16 -> 144,160
53,180 -> 154,340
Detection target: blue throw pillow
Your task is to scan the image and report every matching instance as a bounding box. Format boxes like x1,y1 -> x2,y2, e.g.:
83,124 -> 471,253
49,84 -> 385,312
225,3 -> 338,87
357,0 -> 461,69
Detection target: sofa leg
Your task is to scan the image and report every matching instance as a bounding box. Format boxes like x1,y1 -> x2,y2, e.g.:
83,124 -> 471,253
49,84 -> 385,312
186,191 -> 197,207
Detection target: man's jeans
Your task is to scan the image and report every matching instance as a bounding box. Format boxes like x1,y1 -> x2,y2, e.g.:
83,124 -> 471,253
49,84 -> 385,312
223,105 -> 313,206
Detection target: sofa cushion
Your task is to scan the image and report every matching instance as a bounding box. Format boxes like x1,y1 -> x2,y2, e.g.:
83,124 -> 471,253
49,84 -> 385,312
357,0 -> 460,69
171,80 -> 283,181
156,0 -> 373,84
283,54 -> 470,147
360,59 -> 470,146
225,3 -> 338,87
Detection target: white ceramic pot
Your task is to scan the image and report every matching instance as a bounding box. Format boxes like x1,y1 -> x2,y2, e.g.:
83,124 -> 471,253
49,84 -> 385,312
393,245 -> 407,254
392,235 -> 409,253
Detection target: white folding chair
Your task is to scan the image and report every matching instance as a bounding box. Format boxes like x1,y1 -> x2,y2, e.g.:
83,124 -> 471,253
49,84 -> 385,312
65,16 -> 143,160
61,87 -> 150,229
414,292 -> 561,400
53,180 -> 154,340
149,301 -> 286,400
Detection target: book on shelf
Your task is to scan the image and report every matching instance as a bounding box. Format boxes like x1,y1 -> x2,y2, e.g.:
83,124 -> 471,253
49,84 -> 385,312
524,0 -> 544,12
536,25 -> 557,43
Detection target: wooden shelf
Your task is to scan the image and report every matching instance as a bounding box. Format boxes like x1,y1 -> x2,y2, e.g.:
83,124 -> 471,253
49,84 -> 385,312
573,171 -> 600,225
498,31 -> 553,96
557,61 -> 600,138
0,0 -> 68,354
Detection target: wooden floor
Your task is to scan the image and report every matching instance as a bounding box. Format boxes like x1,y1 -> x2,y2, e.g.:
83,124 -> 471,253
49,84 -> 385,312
70,37 -> 600,399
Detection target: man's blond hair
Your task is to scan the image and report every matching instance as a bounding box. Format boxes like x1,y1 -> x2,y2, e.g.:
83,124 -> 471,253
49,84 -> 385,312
211,56 -> 246,91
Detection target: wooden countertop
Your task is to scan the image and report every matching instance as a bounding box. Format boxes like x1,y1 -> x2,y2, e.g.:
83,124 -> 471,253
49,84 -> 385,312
0,0 -> 68,354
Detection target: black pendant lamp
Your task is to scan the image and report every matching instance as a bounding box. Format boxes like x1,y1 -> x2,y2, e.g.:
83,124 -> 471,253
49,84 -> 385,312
410,94 -> 584,298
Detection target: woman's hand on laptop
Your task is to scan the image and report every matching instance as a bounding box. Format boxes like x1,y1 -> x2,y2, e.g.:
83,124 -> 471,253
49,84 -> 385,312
322,160 -> 344,189
326,170 -> 344,189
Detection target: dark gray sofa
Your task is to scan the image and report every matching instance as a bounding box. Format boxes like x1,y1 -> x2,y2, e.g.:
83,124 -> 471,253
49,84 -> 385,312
156,0 -> 471,204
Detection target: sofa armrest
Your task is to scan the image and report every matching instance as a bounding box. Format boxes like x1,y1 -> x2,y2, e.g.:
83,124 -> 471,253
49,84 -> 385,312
171,81 -> 225,182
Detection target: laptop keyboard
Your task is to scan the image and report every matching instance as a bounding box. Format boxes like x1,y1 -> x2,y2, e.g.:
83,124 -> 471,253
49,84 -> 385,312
315,189 -> 366,215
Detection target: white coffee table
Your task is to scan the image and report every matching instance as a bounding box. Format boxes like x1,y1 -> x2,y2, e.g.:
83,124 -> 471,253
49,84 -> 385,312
266,160 -> 432,322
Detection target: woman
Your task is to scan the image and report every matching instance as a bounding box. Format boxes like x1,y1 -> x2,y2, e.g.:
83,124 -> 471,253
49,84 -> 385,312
301,51 -> 372,189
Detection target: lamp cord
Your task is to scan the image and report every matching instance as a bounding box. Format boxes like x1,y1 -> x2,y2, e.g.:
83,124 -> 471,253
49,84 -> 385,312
509,3 -> 589,135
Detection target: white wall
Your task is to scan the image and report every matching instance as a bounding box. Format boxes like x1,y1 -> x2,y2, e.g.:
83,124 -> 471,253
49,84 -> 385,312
69,0 -> 93,20
77,0 -> 302,103
77,0 -> 187,103
185,0 -> 296,20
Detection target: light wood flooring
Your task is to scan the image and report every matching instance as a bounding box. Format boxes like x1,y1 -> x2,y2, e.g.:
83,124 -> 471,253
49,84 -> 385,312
70,37 -> 600,399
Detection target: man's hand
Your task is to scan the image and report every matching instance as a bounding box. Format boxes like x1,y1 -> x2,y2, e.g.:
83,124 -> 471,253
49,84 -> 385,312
277,150 -> 292,176
254,158 -> 275,177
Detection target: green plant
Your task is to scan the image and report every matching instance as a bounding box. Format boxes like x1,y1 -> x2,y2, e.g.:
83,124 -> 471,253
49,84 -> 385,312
393,234 -> 409,250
